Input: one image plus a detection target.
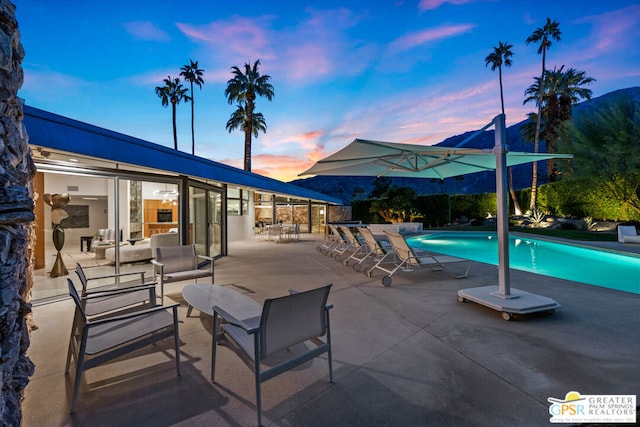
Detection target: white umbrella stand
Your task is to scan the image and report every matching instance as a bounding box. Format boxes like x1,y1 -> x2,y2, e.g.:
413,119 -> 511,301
456,114 -> 561,321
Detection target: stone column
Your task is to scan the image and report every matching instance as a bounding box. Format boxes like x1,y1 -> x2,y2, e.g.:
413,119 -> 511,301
0,1 -> 36,425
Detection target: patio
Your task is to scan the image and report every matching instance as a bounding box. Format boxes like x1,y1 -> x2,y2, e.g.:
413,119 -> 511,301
23,234 -> 639,426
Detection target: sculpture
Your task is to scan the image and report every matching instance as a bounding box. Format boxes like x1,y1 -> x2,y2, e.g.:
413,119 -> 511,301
44,193 -> 70,277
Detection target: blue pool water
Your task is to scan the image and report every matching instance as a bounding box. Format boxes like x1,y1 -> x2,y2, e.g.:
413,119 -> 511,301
408,232 -> 640,294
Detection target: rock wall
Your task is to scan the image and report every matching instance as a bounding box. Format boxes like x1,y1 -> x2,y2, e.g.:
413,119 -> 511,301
0,1 -> 36,425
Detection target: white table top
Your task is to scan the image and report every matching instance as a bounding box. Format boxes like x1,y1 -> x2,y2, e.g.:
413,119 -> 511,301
182,283 -> 261,319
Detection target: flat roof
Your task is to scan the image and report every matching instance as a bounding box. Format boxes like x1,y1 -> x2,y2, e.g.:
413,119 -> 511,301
23,105 -> 342,205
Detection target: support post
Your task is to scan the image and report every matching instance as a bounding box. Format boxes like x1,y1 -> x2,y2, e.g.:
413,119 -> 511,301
493,114 -> 512,297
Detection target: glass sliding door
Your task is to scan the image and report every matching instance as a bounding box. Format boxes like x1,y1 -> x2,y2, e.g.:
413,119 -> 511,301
189,185 -> 223,258
209,191 -> 222,256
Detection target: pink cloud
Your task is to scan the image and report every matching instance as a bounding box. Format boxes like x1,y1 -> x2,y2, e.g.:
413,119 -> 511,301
176,8 -> 371,86
284,44 -> 334,80
222,153 -> 315,182
388,24 -> 474,53
123,21 -> 170,42
177,17 -> 275,60
418,0 -> 474,11
575,4 -> 640,57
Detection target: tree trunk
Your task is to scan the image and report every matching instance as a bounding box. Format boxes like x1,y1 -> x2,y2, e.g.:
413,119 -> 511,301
190,83 -> 195,155
171,102 -> 178,150
530,49 -> 547,210
508,167 -> 522,216
244,97 -> 255,171
0,1 -> 37,424
243,129 -> 252,171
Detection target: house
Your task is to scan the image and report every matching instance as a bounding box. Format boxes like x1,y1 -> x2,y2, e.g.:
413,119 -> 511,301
23,105 -> 342,302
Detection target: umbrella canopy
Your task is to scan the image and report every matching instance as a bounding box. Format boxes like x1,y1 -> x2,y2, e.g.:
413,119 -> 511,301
301,115 -> 571,319
300,138 -> 572,180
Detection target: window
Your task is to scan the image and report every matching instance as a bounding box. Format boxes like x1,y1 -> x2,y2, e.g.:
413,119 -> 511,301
227,187 -> 245,216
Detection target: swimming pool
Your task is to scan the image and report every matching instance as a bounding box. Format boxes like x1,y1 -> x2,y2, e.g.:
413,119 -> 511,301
408,232 -> 640,294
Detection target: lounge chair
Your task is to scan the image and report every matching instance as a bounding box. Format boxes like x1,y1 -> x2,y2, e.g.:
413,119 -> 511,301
352,226 -> 393,272
335,226 -> 367,264
325,224 -> 354,259
65,278 -> 180,413
617,225 -> 640,243
316,224 -> 342,254
366,231 -> 472,287
212,284 -> 333,427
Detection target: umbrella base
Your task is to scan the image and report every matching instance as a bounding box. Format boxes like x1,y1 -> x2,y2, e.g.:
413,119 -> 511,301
457,285 -> 561,320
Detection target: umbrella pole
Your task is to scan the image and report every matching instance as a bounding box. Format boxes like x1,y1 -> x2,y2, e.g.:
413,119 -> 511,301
457,114 -> 561,320
494,114 -> 511,297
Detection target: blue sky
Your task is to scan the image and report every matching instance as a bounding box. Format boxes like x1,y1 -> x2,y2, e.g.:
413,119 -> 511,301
17,0 -> 640,181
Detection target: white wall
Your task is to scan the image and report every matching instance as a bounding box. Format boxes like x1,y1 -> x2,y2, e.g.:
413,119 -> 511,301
227,215 -> 254,241
44,173 -> 109,196
43,174 -> 109,251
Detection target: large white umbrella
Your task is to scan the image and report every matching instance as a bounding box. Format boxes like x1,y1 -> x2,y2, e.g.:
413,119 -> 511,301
301,115 -> 572,319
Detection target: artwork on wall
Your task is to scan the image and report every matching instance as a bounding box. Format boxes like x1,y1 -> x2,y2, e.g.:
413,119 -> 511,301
57,205 -> 89,228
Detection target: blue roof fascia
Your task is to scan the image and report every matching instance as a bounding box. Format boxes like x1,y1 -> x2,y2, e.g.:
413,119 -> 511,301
23,105 -> 342,205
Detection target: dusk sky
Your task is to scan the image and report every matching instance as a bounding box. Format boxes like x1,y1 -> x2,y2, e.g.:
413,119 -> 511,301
17,1 -> 640,182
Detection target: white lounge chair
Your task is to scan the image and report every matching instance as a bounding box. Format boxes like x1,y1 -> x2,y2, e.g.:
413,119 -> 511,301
351,226 -> 393,272
324,224 -> 352,259
617,225 -> 640,243
366,231 -> 472,287
336,226 -> 367,264
317,224 -> 342,254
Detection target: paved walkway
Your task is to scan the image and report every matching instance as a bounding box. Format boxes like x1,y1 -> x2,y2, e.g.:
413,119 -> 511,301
23,234 -> 639,426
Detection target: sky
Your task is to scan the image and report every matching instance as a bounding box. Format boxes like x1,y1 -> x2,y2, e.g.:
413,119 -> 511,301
16,0 -> 640,182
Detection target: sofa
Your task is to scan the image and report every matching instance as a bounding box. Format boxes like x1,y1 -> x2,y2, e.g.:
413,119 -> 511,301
104,232 -> 180,264
105,240 -> 152,264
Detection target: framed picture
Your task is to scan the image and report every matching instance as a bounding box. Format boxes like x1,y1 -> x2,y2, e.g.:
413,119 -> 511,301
57,205 -> 89,228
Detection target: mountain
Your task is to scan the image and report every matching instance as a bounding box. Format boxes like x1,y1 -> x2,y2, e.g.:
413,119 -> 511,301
290,87 -> 640,204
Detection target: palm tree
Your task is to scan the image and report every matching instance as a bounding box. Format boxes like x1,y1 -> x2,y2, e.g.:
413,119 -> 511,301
525,17 -> 561,208
155,76 -> 190,150
179,60 -> 205,155
225,104 -> 267,157
485,41 -> 521,215
485,41 -> 513,115
525,66 -> 594,180
520,112 -> 545,145
225,59 -> 274,171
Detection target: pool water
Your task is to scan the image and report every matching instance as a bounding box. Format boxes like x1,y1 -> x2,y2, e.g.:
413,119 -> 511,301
408,232 -> 640,294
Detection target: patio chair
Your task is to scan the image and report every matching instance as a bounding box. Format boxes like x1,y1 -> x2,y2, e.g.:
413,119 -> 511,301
75,263 -> 156,317
152,244 -> 214,299
65,278 -> 180,413
617,225 -> 640,243
366,231 -> 472,287
212,284 -> 334,427
283,223 -> 300,240
352,226 -> 393,272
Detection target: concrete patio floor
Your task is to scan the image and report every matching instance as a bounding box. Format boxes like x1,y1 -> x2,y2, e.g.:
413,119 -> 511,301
23,234 -> 639,426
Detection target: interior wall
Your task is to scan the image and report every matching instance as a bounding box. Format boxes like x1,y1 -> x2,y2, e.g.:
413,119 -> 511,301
41,173 -> 109,255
